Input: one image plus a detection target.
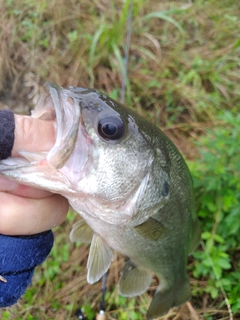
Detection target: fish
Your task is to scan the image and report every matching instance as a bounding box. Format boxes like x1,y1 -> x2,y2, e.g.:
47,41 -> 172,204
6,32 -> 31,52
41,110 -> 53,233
0,83 -> 201,319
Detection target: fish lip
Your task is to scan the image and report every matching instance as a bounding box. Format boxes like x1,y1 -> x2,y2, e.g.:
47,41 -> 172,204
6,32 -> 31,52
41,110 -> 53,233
44,82 -> 81,169
43,83 -> 91,186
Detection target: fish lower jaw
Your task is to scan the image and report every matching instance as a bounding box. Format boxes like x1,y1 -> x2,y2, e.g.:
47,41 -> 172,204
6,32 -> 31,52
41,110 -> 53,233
74,201 -> 136,227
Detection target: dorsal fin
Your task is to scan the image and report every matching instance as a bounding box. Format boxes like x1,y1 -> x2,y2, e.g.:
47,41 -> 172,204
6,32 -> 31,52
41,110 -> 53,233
188,219 -> 201,253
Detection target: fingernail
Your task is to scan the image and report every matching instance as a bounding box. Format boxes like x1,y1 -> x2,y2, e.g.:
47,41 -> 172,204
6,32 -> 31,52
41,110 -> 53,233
0,176 -> 18,191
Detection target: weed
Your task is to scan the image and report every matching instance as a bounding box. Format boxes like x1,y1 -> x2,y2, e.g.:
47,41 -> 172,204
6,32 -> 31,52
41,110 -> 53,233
189,111 -> 240,314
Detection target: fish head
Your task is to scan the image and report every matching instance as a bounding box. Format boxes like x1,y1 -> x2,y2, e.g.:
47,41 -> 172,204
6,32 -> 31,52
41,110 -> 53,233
1,83 -> 171,225
55,84 -> 170,224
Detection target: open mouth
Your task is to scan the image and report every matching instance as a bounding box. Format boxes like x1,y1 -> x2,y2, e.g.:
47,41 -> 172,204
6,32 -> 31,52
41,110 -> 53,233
0,83 -> 84,194
44,83 -> 81,169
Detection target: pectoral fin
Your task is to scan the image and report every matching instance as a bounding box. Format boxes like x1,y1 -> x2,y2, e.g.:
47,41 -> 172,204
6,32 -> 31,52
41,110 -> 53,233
119,260 -> 152,297
70,219 -> 93,243
134,217 -> 168,241
87,234 -> 113,284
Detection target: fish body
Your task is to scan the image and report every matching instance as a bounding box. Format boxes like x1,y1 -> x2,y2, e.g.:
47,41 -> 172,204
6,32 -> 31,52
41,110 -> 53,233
0,83 -> 201,319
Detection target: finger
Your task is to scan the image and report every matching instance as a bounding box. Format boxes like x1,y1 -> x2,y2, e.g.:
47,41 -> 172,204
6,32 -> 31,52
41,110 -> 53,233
0,176 -> 52,199
9,184 -> 52,199
13,115 -> 56,156
0,193 -> 69,235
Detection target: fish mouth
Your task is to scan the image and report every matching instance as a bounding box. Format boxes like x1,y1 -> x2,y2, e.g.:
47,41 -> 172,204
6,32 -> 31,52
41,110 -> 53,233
0,83 -> 88,193
44,82 -> 81,169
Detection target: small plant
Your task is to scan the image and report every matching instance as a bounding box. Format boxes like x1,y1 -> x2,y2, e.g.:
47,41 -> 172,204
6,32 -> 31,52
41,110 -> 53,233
189,110 -> 240,314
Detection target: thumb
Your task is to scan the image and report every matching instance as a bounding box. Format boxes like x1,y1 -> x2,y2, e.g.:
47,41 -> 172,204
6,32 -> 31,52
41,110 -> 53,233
13,115 -> 56,156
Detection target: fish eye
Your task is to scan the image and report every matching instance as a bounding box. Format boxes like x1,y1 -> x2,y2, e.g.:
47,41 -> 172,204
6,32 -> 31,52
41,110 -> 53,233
98,115 -> 125,140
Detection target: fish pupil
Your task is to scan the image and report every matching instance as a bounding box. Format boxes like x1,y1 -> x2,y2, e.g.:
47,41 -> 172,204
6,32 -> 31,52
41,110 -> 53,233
98,116 -> 125,140
102,123 -> 117,136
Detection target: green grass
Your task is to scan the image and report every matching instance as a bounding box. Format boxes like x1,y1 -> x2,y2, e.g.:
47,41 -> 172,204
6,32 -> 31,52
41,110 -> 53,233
0,0 -> 240,319
189,111 -> 240,315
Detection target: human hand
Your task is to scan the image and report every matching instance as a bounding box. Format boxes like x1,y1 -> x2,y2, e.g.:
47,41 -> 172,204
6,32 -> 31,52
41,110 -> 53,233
0,115 -> 69,236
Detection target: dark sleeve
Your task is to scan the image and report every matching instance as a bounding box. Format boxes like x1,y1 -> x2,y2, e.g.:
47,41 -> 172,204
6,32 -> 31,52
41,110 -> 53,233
0,110 -> 54,307
0,231 -> 54,307
0,110 -> 15,160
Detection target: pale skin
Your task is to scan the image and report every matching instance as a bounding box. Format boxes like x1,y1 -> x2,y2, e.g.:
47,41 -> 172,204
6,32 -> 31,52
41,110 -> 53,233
0,115 -> 69,236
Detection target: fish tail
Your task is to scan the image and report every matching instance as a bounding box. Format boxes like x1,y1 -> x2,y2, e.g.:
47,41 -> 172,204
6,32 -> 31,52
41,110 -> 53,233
146,277 -> 191,320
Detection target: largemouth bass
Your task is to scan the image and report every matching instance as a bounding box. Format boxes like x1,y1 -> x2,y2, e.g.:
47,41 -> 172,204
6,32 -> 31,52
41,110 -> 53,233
0,83 -> 201,319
